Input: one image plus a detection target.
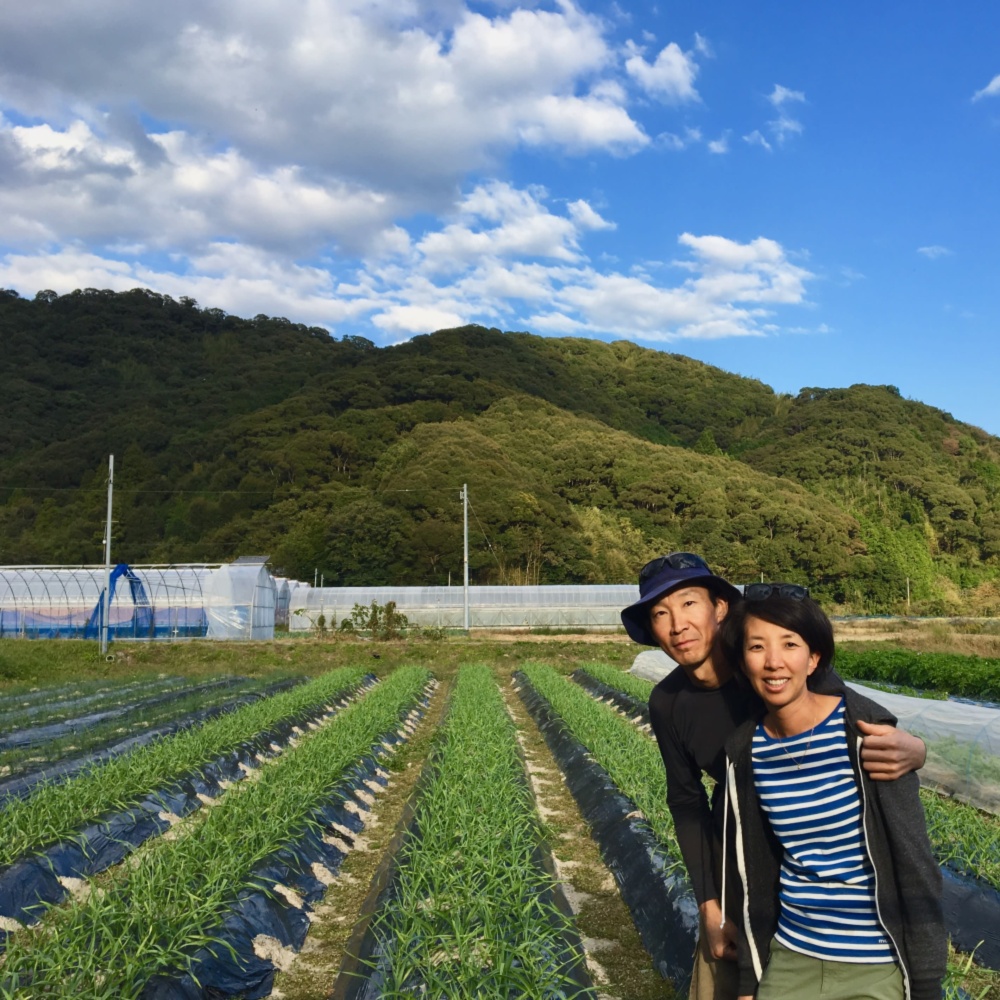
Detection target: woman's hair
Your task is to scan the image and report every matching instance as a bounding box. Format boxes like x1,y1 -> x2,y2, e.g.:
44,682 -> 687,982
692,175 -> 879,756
720,593 -> 835,687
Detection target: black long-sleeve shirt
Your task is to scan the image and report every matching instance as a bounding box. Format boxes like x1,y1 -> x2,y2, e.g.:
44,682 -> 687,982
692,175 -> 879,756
648,669 -> 756,907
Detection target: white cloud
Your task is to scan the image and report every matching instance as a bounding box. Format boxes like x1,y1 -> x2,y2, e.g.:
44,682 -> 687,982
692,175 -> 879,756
707,133 -> 730,154
0,1 -> 645,198
768,115 -> 804,144
972,74 -> 1000,101
917,245 -> 954,259
625,40 -> 701,103
0,189 -> 815,342
743,130 -> 772,152
768,84 -> 806,108
568,200 -> 615,231
658,126 -> 703,151
0,116 -> 405,257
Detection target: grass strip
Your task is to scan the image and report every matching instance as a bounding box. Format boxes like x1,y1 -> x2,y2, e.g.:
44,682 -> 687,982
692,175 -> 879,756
521,663 -> 684,878
357,664 -> 591,1000
0,664 -> 431,998
0,666 -> 367,869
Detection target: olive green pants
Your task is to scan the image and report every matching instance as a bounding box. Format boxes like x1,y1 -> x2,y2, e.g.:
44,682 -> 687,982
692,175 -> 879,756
757,941 -> 904,1000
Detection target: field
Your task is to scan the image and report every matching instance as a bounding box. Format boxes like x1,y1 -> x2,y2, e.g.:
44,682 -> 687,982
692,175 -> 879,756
0,632 -> 998,999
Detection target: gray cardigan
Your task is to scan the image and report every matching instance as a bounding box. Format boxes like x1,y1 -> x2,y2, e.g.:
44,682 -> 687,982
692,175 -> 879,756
722,683 -> 946,1000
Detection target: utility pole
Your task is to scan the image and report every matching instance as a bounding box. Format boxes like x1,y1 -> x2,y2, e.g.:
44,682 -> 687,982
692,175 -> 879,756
101,454 -> 114,655
461,484 -> 470,632
906,577 -> 911,615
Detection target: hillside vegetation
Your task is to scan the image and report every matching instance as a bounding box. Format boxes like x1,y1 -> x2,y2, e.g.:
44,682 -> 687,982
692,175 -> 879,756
2,287 -> 999,613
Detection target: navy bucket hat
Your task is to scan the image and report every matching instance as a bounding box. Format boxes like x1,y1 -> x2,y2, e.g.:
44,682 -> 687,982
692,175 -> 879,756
620,552 -> 743,646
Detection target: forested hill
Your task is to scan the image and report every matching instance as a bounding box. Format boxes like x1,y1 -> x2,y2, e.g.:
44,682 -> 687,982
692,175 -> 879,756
1,287 -> 998,613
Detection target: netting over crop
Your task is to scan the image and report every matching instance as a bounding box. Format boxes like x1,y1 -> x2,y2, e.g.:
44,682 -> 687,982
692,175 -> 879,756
289,584 -> 637,630
0,563 -> 276,641
848,681 -> 1000,814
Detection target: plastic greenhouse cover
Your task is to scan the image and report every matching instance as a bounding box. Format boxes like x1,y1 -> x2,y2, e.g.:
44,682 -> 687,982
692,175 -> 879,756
204,564 -> 275,640
847,681 -> 1000,814
0,564 -> 277,641
294,584 -> 638,629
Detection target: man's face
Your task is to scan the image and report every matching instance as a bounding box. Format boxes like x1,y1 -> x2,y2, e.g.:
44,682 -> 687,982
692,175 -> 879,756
648,586 -> 728,676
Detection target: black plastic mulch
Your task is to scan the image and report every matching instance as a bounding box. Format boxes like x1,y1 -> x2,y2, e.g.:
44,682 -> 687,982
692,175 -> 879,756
570,669 -> 650,725
513,671 -> 697,993
138,684 -> 436,1000
0,677 -> 304,803
0,677 -> 256,752
0,676 -> 188,729
0,676 -> 377,940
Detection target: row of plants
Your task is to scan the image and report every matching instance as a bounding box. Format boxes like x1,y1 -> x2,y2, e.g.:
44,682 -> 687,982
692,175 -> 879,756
0,666 -> 368,869
835,647 -> 1000,701
575,663 -> 653,703
0,664 -> 432,998
357,664 -> 590,999
519,663 -> 685,879
0,675 -> 287,779
0,674 -> 190,729
922,791 -> 1000,892
0,678 -> 199,745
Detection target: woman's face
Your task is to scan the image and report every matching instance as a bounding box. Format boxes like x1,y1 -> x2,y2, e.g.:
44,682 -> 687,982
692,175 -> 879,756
742,614 -> 820,711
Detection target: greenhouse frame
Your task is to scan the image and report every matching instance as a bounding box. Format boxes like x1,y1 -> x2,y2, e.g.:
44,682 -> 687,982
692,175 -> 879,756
0,561 -> 276,641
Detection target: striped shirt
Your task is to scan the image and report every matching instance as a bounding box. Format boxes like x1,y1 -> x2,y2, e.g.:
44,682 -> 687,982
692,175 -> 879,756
751,699 -> 896,964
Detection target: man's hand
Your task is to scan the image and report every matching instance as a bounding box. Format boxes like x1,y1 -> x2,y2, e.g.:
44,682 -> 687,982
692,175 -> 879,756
699,898 -> 738,961
858,721 -> 926,780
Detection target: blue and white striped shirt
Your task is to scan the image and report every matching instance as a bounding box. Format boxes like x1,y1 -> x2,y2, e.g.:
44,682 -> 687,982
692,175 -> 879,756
751,699 -> 896,964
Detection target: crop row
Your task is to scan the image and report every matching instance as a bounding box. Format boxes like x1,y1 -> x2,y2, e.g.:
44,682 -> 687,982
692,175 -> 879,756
0,664 -> 432,998
0,675 -> 190,730
519,663 -> 683,878
0,666 -> 368,871
835,646 -> 1000,701
575,663 -> 655,705
0,676 -> 290,781
352,664 -> 590,999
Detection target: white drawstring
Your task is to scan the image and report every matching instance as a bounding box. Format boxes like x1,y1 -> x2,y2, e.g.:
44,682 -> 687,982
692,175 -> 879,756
720,759 -> 729,929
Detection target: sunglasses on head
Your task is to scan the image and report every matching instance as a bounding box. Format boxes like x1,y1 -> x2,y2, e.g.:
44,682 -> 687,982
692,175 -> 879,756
638,552 -> 710,584
744,582 -> 810,602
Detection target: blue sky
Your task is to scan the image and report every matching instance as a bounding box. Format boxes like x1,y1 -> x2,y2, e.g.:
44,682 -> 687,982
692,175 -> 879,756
1,1 -> 998,434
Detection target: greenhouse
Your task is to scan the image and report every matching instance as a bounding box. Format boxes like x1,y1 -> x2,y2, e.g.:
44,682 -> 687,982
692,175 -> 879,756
288,584 -> 637,630
0,561 -> 276,642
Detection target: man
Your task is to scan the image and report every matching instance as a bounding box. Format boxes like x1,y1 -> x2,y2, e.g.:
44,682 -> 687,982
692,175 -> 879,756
620,553 -> 926,1000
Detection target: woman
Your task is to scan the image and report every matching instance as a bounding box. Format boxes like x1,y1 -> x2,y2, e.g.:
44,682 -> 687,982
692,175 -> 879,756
719,584 -> 945,1000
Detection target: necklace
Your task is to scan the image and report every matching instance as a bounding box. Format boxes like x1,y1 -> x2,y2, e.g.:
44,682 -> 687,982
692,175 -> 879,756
775,724 -> 816,769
